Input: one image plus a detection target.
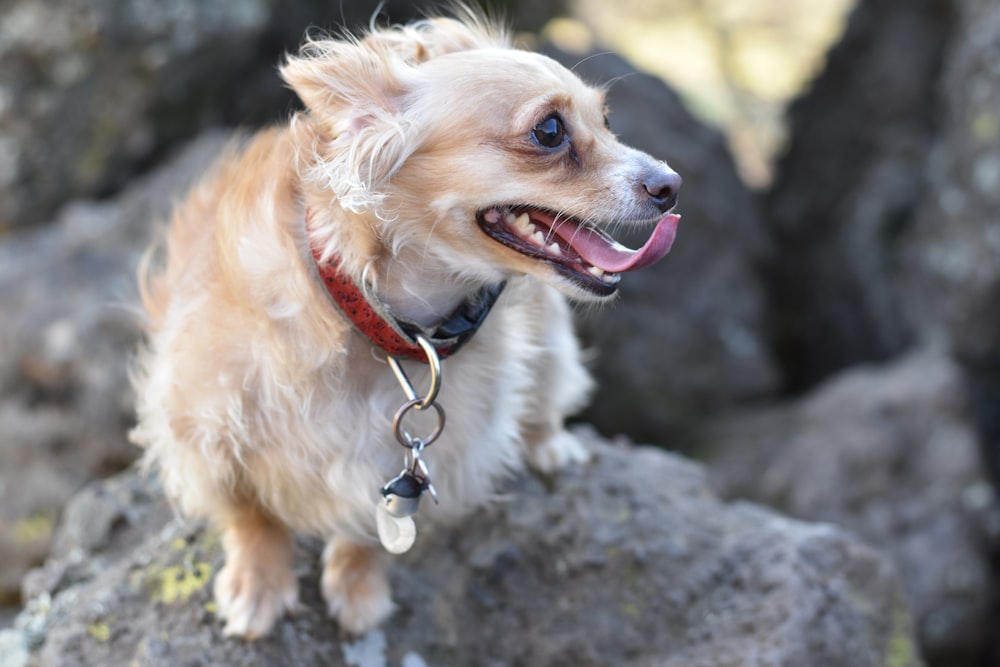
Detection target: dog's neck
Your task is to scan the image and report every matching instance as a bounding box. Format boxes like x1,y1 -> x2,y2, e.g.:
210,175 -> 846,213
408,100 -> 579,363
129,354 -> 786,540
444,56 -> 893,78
306,207 -> 505,361
374,249 -> 479,329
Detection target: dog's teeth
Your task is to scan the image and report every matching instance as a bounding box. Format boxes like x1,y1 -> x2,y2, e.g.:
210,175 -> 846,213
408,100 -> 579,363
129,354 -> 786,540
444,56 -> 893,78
547,243 -> 562,256
484,209 -> 500,224
531,230 -> 545,246
505,212 -> 517,225
514,213 -> 533,233
588,266 -> 606,279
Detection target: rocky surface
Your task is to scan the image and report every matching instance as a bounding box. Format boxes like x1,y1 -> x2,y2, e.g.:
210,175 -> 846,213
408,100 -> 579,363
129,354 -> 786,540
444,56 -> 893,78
761,0 -> 955,390
751,2 -> 1000,657
0,131 -> 234,608
0,0 -> 296,229
707,351 -> 1000,667
1,432 -> 922,667
762,0 -> 1000,397
895,0 -> 1000,499
549,48 -> 779,446
896,0 -> 1000,372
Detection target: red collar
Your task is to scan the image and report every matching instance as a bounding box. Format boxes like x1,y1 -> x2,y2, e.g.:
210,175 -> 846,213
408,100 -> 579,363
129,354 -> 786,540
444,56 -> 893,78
308,217 -> 505,363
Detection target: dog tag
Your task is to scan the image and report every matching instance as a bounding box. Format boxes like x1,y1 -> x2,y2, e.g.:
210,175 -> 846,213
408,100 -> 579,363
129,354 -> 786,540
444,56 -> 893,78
380,471 -> 427,518
375,501 -> 417,554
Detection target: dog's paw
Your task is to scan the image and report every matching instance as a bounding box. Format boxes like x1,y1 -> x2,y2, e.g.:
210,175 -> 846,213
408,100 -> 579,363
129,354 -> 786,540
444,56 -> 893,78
214,555 -> 299,639
525,429 -> 592,474
322,539 -> 395,635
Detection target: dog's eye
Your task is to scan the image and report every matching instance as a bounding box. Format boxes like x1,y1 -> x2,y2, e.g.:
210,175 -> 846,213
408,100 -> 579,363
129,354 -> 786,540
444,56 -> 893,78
532,115 -> 566,148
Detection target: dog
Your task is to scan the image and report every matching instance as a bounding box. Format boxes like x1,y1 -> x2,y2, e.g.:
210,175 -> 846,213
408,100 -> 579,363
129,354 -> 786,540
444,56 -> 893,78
130,9 -> 681,638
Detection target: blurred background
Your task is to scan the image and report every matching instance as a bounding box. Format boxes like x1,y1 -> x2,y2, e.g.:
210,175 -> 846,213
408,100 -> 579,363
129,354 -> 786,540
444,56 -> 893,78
1,0 -> 999,665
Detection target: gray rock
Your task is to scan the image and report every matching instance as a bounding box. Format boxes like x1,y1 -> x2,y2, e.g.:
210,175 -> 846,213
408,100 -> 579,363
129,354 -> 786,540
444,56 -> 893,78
761,0 -> 1000,388
897,0 -> 1000,370
0,130 -> 233,606
707,350 -> 998,666
0,0 -> 271,228
761,0 -> 954,390
547,49 -> 779,445
9,432 -> 922,667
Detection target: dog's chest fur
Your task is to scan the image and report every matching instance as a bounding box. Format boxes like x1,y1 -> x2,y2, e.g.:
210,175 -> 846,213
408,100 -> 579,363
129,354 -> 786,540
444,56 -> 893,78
248,282 -> 549,542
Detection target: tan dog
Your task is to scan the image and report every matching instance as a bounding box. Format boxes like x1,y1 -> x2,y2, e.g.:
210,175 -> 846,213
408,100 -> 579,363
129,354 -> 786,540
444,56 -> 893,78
131,11 -> 680,638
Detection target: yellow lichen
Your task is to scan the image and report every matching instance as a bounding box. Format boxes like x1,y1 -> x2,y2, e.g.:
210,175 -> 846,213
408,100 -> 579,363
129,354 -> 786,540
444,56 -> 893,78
885,606 -> 918,667
13,515 -> 53,544
151,562 -> 213,604
621,600 -> 642,619
973,111 -> 999,142
87,621 -> 112,642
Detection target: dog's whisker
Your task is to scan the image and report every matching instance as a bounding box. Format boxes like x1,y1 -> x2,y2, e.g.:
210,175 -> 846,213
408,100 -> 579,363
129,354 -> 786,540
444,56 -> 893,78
598,71 -> 639,94
570,50 -> 619,74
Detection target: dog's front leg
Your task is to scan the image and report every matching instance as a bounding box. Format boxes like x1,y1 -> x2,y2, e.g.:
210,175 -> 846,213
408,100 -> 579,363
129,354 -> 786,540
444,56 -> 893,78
519,288 -> 594,473
213,502 -> 299,638
321,535 -> 395,634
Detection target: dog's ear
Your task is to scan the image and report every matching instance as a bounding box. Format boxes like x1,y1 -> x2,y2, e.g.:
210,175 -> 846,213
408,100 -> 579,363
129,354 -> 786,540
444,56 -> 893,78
280,18 -> 507,213
281,36 -> 408,123
281,17 -> 504,124
281,37 -> 418,213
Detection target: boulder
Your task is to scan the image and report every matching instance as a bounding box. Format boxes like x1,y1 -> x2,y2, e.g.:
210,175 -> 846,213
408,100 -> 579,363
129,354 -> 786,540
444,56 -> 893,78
0,0 -> 296,229
758,0 -> 1000,542
761,0 -> 955,390
707,350 -> 999,667
750,1 -> 1000,657
0,131 -> 234,607
896,0 -> 1000,371
3,431 -> 922,667
548,48 -> 779,445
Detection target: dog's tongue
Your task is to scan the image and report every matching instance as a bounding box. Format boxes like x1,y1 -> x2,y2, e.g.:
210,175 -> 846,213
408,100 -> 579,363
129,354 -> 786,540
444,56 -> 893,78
552,213 -> 680,273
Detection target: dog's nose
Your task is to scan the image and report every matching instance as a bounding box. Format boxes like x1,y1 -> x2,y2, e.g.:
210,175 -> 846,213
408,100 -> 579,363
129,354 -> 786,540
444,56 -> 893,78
643,170 -> 682,213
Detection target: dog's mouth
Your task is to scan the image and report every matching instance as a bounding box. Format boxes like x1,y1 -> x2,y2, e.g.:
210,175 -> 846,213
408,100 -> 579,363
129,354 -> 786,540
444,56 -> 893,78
476,206 -> 680,295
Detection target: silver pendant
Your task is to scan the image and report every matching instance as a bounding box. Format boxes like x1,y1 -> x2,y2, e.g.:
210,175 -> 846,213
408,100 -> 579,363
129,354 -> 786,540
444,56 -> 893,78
380,470 -> 427,518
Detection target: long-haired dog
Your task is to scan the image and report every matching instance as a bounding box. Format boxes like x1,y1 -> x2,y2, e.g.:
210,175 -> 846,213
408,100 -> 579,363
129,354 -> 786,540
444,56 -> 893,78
131,10 -> 680,638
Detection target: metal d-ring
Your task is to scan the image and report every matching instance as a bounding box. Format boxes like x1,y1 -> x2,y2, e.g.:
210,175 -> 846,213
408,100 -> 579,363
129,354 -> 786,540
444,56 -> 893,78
392,398 -> 446,449
387,334 -> 442,410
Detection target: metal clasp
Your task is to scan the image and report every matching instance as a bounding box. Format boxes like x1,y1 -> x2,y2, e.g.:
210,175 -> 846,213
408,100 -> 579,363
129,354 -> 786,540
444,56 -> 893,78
387,334 -> 446,452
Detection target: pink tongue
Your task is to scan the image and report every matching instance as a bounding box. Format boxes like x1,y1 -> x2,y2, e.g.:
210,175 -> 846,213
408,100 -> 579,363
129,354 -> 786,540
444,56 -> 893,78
551,213 -> 680,272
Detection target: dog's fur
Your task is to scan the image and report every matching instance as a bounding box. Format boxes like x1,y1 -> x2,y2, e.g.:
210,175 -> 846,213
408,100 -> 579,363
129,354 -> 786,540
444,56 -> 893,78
131,11 -> 680,638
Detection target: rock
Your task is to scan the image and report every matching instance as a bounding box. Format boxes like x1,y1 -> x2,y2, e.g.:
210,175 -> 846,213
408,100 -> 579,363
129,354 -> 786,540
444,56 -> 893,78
1,0 -> 278,229
547,48 -> 779,445
707,350 -> 998,667
761,0 -> 955,390
751,2 -> 1000,657
6,432 -> 922,667
896,0 -> 1000,371
0,130 -> 234,608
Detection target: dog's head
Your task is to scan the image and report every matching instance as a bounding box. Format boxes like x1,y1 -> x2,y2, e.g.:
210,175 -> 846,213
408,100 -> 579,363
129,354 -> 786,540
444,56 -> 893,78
282,13 -> 681,303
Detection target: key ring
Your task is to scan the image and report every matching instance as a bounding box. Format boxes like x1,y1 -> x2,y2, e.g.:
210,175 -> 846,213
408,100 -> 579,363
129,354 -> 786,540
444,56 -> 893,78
392,398 -> 446,449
